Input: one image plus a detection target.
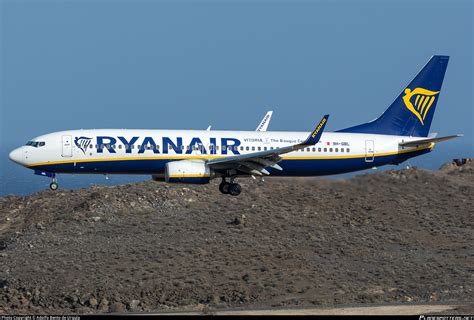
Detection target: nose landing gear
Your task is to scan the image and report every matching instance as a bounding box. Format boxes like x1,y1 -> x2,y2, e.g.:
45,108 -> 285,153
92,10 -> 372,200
219,178 -> 241,196
49,176 -> 58,191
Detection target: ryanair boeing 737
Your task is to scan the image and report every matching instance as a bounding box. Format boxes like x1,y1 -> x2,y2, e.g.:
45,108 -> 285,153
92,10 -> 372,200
9,56 -> 461,196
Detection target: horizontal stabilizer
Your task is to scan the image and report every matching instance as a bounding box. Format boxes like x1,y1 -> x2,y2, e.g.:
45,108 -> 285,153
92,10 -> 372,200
399,134 -> 462,147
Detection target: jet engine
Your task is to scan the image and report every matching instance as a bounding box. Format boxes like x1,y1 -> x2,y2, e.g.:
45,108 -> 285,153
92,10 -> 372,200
165,160 -> 214,184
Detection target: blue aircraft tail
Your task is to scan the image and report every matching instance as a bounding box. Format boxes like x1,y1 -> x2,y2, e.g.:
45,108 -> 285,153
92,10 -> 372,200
338,55 -> 449,137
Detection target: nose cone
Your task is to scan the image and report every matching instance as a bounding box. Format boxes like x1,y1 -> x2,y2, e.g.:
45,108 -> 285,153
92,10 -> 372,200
8,148 -> 24,165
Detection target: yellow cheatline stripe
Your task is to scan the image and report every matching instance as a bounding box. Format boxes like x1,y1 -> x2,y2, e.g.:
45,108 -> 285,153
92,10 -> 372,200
27,144 -> 433,168
168,174 -> 210,178
283,144 -> 433,160
27,155 -> 222,167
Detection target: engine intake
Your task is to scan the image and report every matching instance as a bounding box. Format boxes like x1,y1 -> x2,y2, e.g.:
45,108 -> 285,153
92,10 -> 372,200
165,160 -> 213,184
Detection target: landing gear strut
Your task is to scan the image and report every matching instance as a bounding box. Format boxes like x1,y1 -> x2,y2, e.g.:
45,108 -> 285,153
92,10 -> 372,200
219,178 -> 241,196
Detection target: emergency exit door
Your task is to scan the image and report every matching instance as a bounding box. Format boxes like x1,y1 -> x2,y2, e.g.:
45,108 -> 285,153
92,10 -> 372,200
365,140 -> 374,162
62,135 -> 72,157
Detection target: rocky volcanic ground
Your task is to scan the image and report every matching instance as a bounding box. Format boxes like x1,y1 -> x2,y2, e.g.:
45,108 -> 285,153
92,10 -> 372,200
0,162 -> 473,314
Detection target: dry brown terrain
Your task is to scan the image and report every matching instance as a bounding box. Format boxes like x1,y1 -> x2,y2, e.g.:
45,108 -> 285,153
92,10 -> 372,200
0,162 -> 472,314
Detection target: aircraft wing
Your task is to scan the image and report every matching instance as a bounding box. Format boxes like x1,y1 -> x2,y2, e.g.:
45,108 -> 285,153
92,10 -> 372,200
399,134 -> 462,147
256,111 -> 273,131
207,115 -> 329,176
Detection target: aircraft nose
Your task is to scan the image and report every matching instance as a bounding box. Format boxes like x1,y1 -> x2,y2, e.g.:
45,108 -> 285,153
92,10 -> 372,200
8,148 -> 24,165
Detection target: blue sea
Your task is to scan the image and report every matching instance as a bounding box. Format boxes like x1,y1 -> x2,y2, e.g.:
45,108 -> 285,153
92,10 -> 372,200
0,142 -> 470,197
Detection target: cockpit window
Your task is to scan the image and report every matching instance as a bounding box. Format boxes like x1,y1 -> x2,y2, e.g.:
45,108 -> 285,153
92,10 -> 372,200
26,141 -> 46,147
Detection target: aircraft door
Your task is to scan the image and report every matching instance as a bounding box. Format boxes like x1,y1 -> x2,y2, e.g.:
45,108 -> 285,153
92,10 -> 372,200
62,135 -> 73,157
365,140 -> 374,162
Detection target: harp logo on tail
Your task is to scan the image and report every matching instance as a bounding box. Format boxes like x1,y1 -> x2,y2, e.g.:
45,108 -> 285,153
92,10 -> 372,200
74,136 -> 92,154
402,87 -> 439,125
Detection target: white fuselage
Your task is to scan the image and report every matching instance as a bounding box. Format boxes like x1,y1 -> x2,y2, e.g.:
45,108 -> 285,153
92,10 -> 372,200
9,129 -> 433,177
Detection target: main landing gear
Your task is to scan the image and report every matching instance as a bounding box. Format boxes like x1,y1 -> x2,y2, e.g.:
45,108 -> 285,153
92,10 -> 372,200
219,178 -> 241,196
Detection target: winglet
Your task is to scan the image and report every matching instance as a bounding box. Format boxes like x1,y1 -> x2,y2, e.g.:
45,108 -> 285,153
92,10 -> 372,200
302,114 -> 329,145
256,110 -> 273,131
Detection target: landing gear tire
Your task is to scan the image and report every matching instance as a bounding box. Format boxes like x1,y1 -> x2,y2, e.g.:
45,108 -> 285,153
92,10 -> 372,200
219,181 -> 230,194
229,183 -> 241,196
49,182 -> 58,191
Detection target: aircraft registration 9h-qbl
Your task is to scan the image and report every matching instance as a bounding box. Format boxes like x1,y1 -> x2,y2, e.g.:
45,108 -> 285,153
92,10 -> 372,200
9,56 -> 461,196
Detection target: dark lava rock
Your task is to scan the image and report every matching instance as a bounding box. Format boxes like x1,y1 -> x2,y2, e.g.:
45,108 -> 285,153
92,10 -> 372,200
0,162 -> 473,313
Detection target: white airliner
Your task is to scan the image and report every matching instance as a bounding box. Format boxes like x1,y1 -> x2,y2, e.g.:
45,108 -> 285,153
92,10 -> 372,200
9,56 -> 461,195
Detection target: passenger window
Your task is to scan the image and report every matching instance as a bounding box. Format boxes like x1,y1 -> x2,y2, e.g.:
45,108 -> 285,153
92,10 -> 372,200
258,147 -> 261,151
246,146 -> 250,151
329,148 -> 333,152
341,148 -> 344,152
216,146 -> 219,150
118,145 -> 122,149
318,148 -> 321,152
312,147 -> 315,152
324,148 -> 327,152
252,146 -> 255,151
270,147 -> 274,150
335,148 -> 338,152
264,147 -> 267,151
346,148 -> 350,152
